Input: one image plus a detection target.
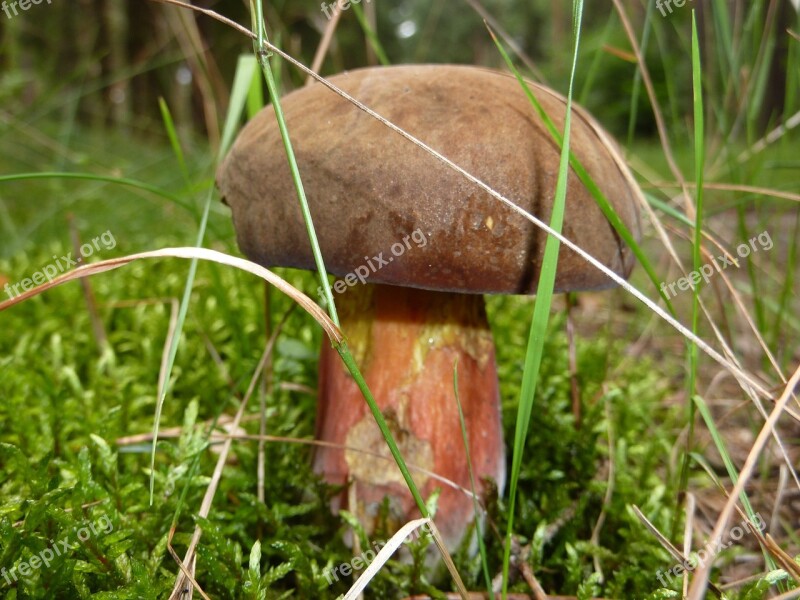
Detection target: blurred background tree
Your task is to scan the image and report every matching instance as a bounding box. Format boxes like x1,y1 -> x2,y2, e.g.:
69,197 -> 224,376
0,1 -> 795,148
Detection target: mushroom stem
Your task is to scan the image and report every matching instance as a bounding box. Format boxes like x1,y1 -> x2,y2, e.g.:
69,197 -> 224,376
313,283 -> 505,551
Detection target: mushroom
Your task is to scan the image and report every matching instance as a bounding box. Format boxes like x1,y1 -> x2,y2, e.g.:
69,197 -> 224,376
217,65 -> 642,552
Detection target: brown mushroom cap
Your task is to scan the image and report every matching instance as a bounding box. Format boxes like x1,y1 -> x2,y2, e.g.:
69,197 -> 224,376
217,64 -> 642,294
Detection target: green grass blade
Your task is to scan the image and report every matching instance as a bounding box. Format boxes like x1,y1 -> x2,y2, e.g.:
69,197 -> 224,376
650,15 -> 684,132
578,11 -> 615,107
249,0 -> 430,527
146,50 -> 258,504
335,345 -> 428,516
250,2 -> 339,326
489,30 -> 677,318
745,25 -> 776,138
692,394 -> 779,581
148,199 -> 213,505
772,209 -> 799,354
711,0 -> 737,95
221,54 -> 260,159
692,396 -> 754,515
501,2 -> 584,596
246,56 -> 265,118
453,362 -> 493,599
158,97 -> 190,184
645,192 -> 694,227
351,3 -> 391,66
0,172 -> 194,215
675,11 -> 705,537
626,0 -> 654,147
212,53 -> 266,355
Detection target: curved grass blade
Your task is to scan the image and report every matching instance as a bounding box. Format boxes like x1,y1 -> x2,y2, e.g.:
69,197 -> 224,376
0,247 -> 341,341
342,518 -> 467,600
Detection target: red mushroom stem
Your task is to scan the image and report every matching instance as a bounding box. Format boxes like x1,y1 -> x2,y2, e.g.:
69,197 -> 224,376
313,282 -> 505,551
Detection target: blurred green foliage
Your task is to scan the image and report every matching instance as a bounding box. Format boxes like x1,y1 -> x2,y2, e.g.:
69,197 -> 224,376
2,1 -> 791,143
